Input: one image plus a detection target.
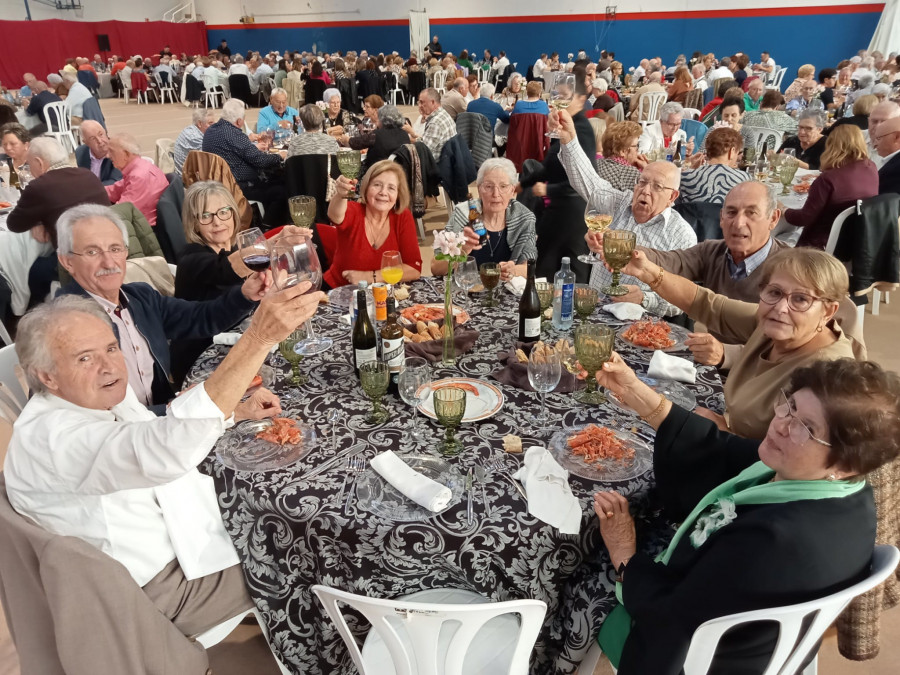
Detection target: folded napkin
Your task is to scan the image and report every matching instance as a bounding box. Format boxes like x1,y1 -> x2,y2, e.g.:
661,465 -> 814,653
648,351 -> 697,384
213,332 -> 278,353
491,341 -> 579,393
512,446 -> 582,535
603,303 -> 645,321
504,276 -> 547,296
370,450 -> 452,512
404,328 -> 479,363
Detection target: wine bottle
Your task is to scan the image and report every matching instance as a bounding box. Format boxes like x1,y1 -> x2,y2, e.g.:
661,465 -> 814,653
755,141 -> 769,180
352,282 -> 377,374
551,257 -> 575,330
672,140 -> 683,168
468,198 -> 487,247
518,259 -> 541,343
381,298 -> 405,375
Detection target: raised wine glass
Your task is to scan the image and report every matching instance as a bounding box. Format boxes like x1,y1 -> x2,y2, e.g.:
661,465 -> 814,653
547,72 -> 575,139
578,204 -> 613,265
573,324 -> 615,405
359,360 -> 390,424
574,284 -> 599,323
535,282 -> 553,330
479,262 -> 501,307
528,350 -> 562,434
397,356 -> 431,444
434,386 -> 466,457
278,326 -> 308,387
381,250 -> 403,295
238,227 -> 270,273
601,230 -> 637,297
269,234 -> 333,356
288,195 -> 316,230
336,149 -> 362,200
455,256 -> 480,311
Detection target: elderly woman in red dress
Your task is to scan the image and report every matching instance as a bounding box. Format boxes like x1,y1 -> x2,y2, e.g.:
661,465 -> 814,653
325,159 -> 422,289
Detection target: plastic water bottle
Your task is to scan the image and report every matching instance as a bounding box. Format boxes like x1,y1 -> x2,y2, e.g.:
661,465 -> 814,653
551,257 -> 575,330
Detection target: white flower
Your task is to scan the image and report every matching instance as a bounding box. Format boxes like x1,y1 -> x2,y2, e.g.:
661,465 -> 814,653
433,229 -> 466,258
689,497 -> 738,548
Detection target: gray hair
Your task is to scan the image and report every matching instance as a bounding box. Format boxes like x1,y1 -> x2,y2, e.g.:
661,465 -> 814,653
476,157 -> 517,186
56,203 -> 129,256
452,77 -> 467,93
857,72 -> 876,89
16,295 -> 113,395
182,180 -> 240,247
480,83 -> 495,98
233,54 -> 244,64
378,104 -> 404,129
109,132 -> 140,156
593,77 -> 608,94
873,83 -> 892,97
27,137 -> 69,168
62,73 -> 77,86
221,98 -> 246,123
191,107 -> 215,126
422,87 -> 441,103
269,87 -> 288,100
298,103 -> 324,131
323,88 -> 341,104
659,101 -> 684,122
798,109 -> 826,129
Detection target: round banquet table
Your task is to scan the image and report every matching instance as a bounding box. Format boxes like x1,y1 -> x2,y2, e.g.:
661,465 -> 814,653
14,108 -> 42,131
189,279 -> 726,674
98,72 -> 114,98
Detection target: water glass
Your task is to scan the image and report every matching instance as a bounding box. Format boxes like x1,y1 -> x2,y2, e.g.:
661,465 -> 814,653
528,351 -> 562,434
455,256 -> 480,310
398,357 -> 431,442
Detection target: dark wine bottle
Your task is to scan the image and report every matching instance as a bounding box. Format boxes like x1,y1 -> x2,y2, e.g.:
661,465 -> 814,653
518,259 -> 541,343
381,297 -> 404,394
352,282 -> 377,374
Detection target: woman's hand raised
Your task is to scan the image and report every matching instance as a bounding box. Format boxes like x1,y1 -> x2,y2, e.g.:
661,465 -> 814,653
334,174 -> 357,200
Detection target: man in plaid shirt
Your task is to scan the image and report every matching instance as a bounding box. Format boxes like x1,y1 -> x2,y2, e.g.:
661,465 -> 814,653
408,87 -> 457,162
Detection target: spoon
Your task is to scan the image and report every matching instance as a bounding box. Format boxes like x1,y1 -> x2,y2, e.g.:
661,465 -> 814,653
326,408 -> 340,453
474,464 -> 491,517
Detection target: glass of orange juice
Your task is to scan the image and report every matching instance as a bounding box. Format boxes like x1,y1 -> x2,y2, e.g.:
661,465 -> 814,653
381,250 -> 403,293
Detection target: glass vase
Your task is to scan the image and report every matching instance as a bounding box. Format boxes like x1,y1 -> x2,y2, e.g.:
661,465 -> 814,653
442,269 -> 456,366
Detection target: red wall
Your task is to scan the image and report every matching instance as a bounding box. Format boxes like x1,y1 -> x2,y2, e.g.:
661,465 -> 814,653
0,20 -> 208,88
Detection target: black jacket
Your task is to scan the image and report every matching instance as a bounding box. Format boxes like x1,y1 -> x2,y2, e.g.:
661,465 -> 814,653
362,127 -> 412,174
878,152 -> 900,196
618,405 -> 876,675
74,145 -> 122,185
436,134 -> 476,203
831,193 -> 900,297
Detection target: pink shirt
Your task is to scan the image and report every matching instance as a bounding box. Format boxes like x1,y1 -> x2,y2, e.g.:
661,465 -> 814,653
105,156 -> 169,226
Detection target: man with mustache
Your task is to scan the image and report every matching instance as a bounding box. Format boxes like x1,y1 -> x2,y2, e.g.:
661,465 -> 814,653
57,204 -> 266,413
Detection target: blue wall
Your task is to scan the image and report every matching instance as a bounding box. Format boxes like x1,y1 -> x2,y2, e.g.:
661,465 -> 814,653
210,11 -> 880,78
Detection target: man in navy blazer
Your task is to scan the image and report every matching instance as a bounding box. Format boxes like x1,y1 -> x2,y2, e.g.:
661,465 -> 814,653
876,117 -> 900,195
74,120 -> 123,186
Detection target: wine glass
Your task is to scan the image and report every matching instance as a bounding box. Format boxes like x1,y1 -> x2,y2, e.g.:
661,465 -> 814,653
742,146 -> 757,170
547,72 -> 575,139
574,284 -> 599,323
336,149 -> 362,200
578,204 -> 613,265
455,256 -> 480,311
434,386 -> 466,457
359,360 -> 390,424
601,230 -> 637,297
535,282 -> 553,330
397,357 -> 431,443
269,234 -> 333,356
779,160 -> 798,195
238,227 -> 270,273
479,262 -> 501,307
573,324 -> 615,405
278,326 -> 308,387
288,195 -> 316,229
528,350 -> 562,434
381,250 -> 403,295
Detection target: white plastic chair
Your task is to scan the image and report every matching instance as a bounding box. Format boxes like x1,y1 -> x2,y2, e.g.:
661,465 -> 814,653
155,138 -> 176,173
636,91 -> 667,126
43,101 -> 77,153
579,545 -> 900,675
825,203 -> 859,255
154,72 -> 177,104
0,344 -> 27,424
743,126 -> 784,154
389,72 -> 405,105
434,70 -> 447,92
768,66 -> 787,92
682,107 -> 701,120
312,585 -> 547,675
118,71 -> 131,103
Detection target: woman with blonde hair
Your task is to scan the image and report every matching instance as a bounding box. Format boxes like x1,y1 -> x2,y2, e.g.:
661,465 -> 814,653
783,64 -> 817,102
782,124 -> 878,249
609,60 -> 624,87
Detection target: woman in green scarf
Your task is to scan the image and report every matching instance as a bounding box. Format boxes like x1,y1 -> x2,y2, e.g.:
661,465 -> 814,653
587,356 -> 900,675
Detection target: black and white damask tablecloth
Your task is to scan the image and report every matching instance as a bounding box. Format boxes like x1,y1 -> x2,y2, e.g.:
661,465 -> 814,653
190,280 -> 725,674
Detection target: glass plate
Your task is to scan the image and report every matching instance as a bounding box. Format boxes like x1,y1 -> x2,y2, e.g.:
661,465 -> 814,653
610,375 -> 697,413
616,322 -> 690,353
355,455 -> 464,522
417,378 -> 504,422
549,424 -> 653,481
216,419 -> 316,472
327,284 -> 356,309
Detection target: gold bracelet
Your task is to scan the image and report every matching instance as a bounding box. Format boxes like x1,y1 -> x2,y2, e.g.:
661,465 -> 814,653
640,394 -> 668,423
649,266 -> 664,290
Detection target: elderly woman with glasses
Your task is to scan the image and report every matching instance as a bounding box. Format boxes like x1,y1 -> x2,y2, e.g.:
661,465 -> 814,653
613,246 -> 860,439
778,109 -> 827,170
322,88 -> 353,139
431,158 -> 537,281
585,355 -> 900,675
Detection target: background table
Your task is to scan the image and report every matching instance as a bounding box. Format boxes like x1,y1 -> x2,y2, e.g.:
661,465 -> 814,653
191,280 -> 725,674
98,72 -> 113,98
14,108 -> 41,131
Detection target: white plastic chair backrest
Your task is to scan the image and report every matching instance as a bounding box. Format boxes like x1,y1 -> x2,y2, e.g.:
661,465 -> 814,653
769,67 -> 787,91
638,91 -> 667,121
0,344 -> 27,422
434,70 -> 447,91
682,545 -> 900,675
118,71 -> 131,91
682,107 -> 701,120
156,138 -> 176,173
43,101 -> 71,134
203,72 -> 222,90
154,72 -> 172,90
312,584 -> 547,675
744,126 -> 784,154
825,203 -> 860,255
391,72 -> 401,90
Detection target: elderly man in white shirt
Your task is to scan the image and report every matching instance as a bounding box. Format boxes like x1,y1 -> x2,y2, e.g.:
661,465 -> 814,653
553,110 -> 697,315
865,100 -> 900,167
4,283 -> 322,655
706,56 -> 732,87
492,51 -> 510,73
61,73 -> 93,124
638,101 -> 695,156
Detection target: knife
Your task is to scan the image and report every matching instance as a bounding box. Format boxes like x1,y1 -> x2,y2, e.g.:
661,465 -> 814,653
466,468 -> 474,524
297,443 -> 366,481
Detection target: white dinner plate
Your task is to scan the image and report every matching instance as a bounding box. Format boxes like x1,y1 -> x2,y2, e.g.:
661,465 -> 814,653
416,378 -> 504,422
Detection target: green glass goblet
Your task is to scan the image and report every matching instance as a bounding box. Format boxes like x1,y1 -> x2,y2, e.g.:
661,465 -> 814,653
434,386 -> 466,457
601,230 -> 637,297
536,282 -> 553,329
573,324 -> 615,405
359,361 -> 390,424
779,161 -> 798,195
574,284 -> 599,323
278,327 -> 308,386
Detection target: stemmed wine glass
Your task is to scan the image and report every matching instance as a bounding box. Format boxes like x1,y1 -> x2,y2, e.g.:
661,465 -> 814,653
269,234 -> 333,356
359,360 -> 390,424
278,326 -> 308,387
397,357 -> 431,444
535,282 -> 553,331
479,262 -> 501,307
574,284 -> 599,323
238,227 -> 270,273
547,72 -> 575,139
288,195 -> 316,230
434,386 -> 466,457
574,324 -> 615,405
528,350 -> 562,434
455,256 -> 480,311
779,159 -> 799,195
578,204 -> 613,265
380,250 -> 403,295
601,230 -> 637,297
337,149 -> 362,200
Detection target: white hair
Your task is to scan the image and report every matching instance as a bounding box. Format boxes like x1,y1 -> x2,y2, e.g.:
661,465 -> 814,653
221,98 -> 246,123
873,83 -> 892,97
659,101 -> 684,122
323,88 -> 341,104
109,133 -> 140,156
476,157 -> 517,186
593,78 -> 609,94
857,72 -> 876,89
27,137 -> 70,167
480,83 -> 495,98
56,203 -> 129,256
191,107 -> 215,126
269,87 -> 288,100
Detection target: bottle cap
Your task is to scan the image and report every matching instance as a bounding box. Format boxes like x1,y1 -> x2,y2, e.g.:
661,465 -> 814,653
561,256 -> 570,264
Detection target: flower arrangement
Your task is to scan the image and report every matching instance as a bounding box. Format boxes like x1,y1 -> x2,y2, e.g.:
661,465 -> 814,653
432,230 -> 469,365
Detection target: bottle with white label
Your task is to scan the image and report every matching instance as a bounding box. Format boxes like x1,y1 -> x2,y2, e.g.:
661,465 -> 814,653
518,259 -> 541,343
352,282 -> 377,374
380,297 -> 405,375
552,257 -> 575,330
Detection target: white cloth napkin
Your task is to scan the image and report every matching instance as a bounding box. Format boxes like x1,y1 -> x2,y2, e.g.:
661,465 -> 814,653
512,446 -> 582,535
371,450 -> 452,512
648,351 -> 697,384
602,303 -> 645,321
504,276 -> 547,296
213,332 -> 278,353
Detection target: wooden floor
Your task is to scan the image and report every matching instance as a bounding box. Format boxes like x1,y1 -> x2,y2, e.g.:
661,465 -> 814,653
1,96 -> 899,675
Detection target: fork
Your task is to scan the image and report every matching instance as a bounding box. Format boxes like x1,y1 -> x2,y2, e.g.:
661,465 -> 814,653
485,458 -> 528,503
345,456 -> 367,508
334,457 -> 356,506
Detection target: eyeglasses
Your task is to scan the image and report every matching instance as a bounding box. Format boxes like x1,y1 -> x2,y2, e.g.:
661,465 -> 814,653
480,183 -> 512,194
875,130 -> 899,141
634,177 -> 675,193
773,389 -> 832,446
198,206 -> 235,225
69,245 -> 128,259
758,284 -> 823,312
